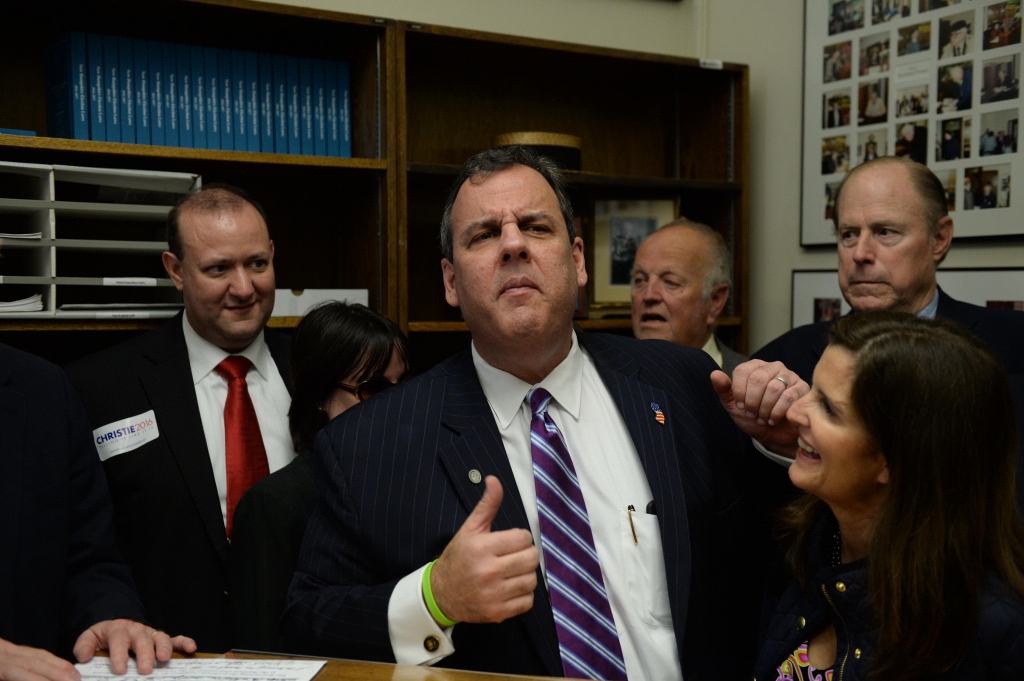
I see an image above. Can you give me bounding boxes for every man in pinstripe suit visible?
[283,147,804,680]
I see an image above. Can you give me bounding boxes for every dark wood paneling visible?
[406,173,457,323]
[676,70,737,182]
[405,33,676,177]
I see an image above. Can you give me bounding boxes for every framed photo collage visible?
[803,0,1024,244]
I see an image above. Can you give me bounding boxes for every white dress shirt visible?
[388,333,683,681]
[182,313,296,527]
[700,333,723,369]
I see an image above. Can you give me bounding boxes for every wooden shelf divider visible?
[0,136,389,170]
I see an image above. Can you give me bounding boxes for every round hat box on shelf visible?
[493,132,582,171]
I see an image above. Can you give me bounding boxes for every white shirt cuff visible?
[387,564,456,666]
[752,438,794,468]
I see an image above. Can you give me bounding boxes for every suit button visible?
[796,616,806,630]
[468,469,482,484]
[835,581,847,592]
[854,648,862,659]
[223,591,229,597]
[424,635,440,652]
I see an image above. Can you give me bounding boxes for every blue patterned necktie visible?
[528,388,628,680]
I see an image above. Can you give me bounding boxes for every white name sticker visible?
[96,312,151,319]
[102,277,157,287]
[93,410,160,461]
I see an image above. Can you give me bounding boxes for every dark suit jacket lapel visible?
[436,347,561,676]
[139,316,229,565]
[578,333,693,658]
[936,287,982,332]
[0,361,24,622]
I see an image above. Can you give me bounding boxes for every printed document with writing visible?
[76,658,325,681]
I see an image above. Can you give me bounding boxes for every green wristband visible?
[422,560,460,627]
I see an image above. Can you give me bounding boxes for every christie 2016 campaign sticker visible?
[92,410,160,461]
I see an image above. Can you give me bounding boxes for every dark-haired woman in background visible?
[755,312,1024,681]
[230,302,409,652]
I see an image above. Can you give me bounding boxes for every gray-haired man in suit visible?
[631,219,748,376]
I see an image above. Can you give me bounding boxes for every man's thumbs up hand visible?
[429,476,540,624]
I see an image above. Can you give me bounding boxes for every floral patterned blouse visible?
[775,641,834,681]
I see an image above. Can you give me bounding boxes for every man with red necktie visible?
[68,184,294,653]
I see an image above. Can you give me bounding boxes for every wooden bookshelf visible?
[399,22,750,353]
[0,0,749,367]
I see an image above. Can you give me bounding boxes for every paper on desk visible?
[75,657,326,681]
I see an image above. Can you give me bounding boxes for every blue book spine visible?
[176,44,192,148]
[313,59,327,156]
[259,53,274,153]
[299,57,313,155]
[190,45,206,149]
[204,47,219,150]
[218,48,233,150]
[338,61,351,158]
[44,34,69,138]
[286,56,300,155]
[118,37,134,143]
[45,32,89,140]
[148,41,164,146]
[272,55,287,153]
[134,39,150,145]
[103,35,120,142]
[70,32,89,140]
[162,42,178,147]
[232,50,246,152]
[245,51,260,152]
[325,60,339,157]
[87,33,105,141]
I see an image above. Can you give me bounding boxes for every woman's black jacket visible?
[753,512,1024,681]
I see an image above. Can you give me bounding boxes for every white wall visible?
[272,0,704,57]
[275,0,1024,351]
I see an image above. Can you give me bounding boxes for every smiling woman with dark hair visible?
[230,302,408,652]
[754,311,1024,680]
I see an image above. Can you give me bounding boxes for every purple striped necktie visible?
[528,388,627,681]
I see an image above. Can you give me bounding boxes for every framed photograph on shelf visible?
[591,199,677,309]
[791,268,1024,328]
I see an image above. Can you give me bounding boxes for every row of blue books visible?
[45,32,352,157]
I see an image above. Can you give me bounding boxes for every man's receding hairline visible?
[453,166,568,231]
[838,161,923,224]
[638,224,712,261]
[177,192,263,221]
[175,201,271,257]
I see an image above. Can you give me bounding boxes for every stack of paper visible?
[0,232,42,239]
[0,294,43,312]
[76,657,326,681]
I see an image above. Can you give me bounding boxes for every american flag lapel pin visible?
[651,402,665,425]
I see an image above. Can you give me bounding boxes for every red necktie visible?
[215,356,269,539]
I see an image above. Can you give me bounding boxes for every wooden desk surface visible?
[220,652,564,681]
